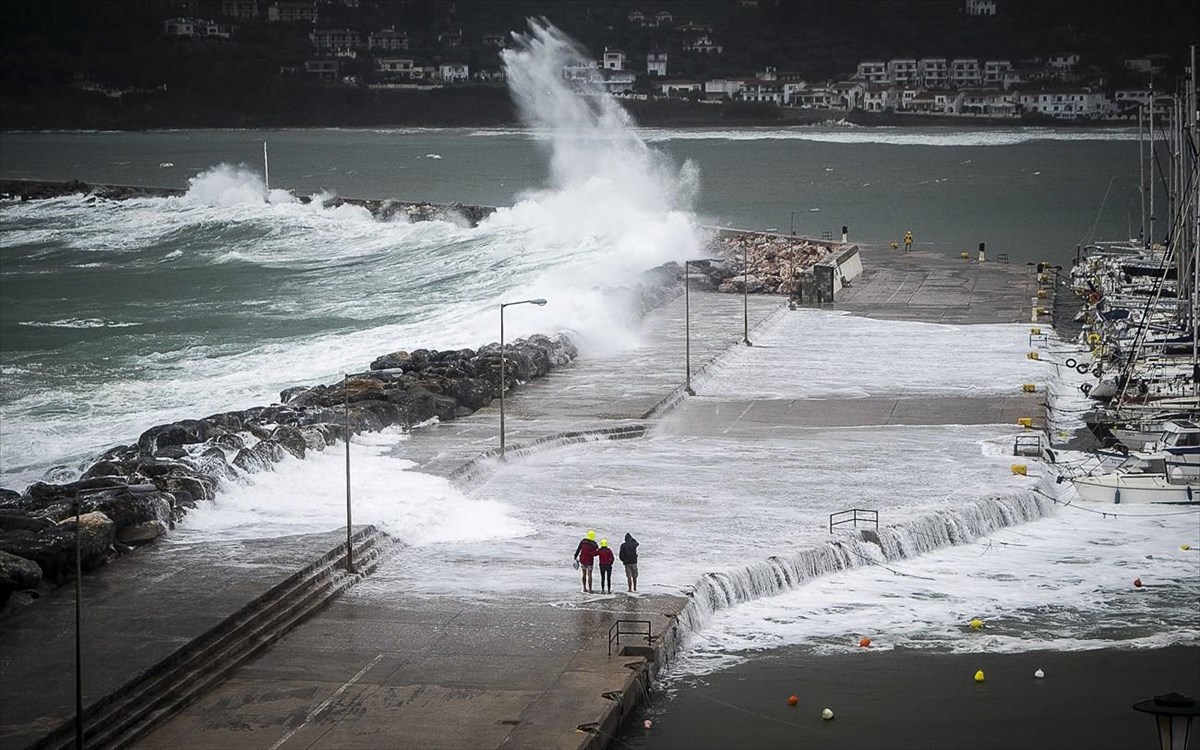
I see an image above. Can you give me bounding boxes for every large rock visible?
[137,419,212,452]
[0,550,43,605]
[0,511,114,584]
[0,510,55,533]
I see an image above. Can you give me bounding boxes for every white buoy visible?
[1034,668,1045,679]
[821,708,834,720]
[643,719,652,730]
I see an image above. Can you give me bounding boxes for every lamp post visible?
[742,249,753,346]
[343,373,353,574]
[1133,692,1200,750]
[74,498,83,750]
[684,259,723,396]
[790,210,802,236]
[499,298,547,459]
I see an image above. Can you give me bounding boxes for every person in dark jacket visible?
[597,539,615,593]
[574,530,599,593]
[618,533,639,592]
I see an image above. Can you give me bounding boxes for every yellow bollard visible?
[1037,289,1047,298]
[1036,307,1049,315]
[1011,464,1028,475]
[1026,352,1039,360]
[960,252,969,260]
[1030,327,1041,335]
[1017,417,1033,428]
[1037,273,1045,283]
[1022,383,1036,393]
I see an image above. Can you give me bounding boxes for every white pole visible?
[263,142,270,192]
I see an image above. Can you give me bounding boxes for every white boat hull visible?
[1072,473,1199,504]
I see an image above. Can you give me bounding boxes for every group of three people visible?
[573,530,638,593]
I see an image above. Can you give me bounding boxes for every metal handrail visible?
[608,619,652,657]
[828,508,879,534]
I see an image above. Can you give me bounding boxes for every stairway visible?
[31,526,392,750]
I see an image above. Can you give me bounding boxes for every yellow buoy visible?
[1036,307,1049,315]
[1011,464,1027,475]
[1030,327,1042,335]
[969,618,985,630]
[1037,289,1047,298]
[960,252,969,259]
[1181,544,1193,551]
[974,670,986,683]
[1026,352,1040,361]
[1087,332,1101,344]
[1022,383,1036,393]
[1017,417,1033,428]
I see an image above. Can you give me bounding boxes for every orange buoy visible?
[859,637,872,648]
[787,695,799,706]
[1133,577,1143,588]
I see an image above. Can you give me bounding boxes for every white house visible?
[684,34,723,54]
[855,61,888,84]
[310,29,360,51]
[959,88,1017,116]
[965,0,996,15]
[305,59,340,80]
[658,79,702,96]
[602,48,626,71]
[738,81,785,105]
[918,58,948,88]
[1048,53,1079,70]
[791,86,837,109]
[982,60,1011,86]
[862,85,897,111]
[439,63,469,83]
[950,58,981,87]
[1018,88,1111,119]
[163,18,195,36]
[935,90,965,114]
[888,59,919,86]
[705,78,748,100]
[602,70,636,94]
[268,1,318,23]
[376,58,415,76]
[563,62,602,86]
[369,28,409,51]
[647,50,667,77]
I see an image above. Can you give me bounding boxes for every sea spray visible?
[669,489,1058,655]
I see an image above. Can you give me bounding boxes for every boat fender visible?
[1065,357,1077,368]
[1088,292,1101,304]
[1076,363,1091,375]
[1092,365,1103,377]
[1079,383,1092,395]
[1086,332,1101,345]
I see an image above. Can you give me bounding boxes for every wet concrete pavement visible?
[2,246,1047,750]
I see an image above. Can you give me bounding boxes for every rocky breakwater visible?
[709,231,839,296]
[0,179,496,227]
[0,333,577,610]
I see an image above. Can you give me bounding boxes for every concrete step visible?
[32,526,392,750]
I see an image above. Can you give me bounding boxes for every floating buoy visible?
[1133,577,1143,588]
[960,252,969,259]
[1037,289,1047,298]
[822,708,834,720]
[1011,464,1028,476]
[859,637,872,648]
[974,670,986,683]
[1181,544,1193,551]
[969,618,985,630]
[787,695,799,706]
[1030,327,1041,335]
[1087,332,1101,345]
[1026,352,1040,361]
[1034,668,1045,679]
[1017,417,1033,428]
[1022,383,1037,393]
[643,719,653,730]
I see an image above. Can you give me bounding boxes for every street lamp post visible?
[684,259,723,396]
[1133,692,1200,750]
[499,298,548,459]
[343,373,353,574]
[742,249,753,346]
[790,210,801,236]
[74,498,83,750]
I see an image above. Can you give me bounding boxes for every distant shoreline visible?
[0,87,1138,134]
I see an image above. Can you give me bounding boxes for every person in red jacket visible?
[597,539,615,593]
[573,530,599,593]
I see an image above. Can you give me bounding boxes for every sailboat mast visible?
[263,141,270,192]
[1139,103,1147,246]
[1149,85,1156,246]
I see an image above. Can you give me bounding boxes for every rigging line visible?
[1034,489,1200,518]
[836,543,938,581]
[692,690,816,733]
[1082,176,1117,246]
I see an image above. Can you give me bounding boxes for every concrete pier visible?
[0,246,1044,750]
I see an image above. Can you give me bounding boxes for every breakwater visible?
[0,178,497,225]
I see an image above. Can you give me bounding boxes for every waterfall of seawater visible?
[673,490,1057,645]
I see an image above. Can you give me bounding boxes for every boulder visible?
[0,510,55,533]
[270,425,307,459]
[116,520,167,545]
[0,550,43,605]
[0,488,24,509]
[82,488,170,531]
[137,419,212,452]
[0,511,114,584]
